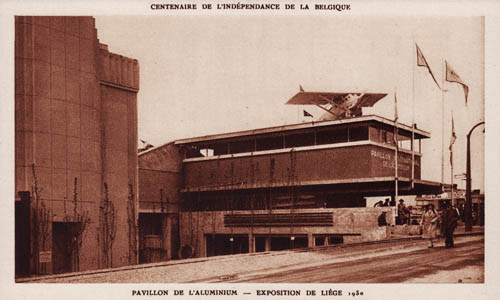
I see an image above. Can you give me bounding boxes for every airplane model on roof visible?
[286,86,387,121]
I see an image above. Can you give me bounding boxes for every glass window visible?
[348,126,368,141]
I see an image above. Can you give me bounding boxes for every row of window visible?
[184,124,416,159]
[186,126,371,158]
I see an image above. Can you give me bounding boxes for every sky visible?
[94,16,485,191]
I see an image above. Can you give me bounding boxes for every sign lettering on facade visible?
[370,149,420,171]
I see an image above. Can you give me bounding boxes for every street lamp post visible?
[465,121,484,232]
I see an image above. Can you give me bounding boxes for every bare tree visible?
[30,163,51,275]
[127,184,138,264]
[60,177,91,272]
[97,183,116,268]
[160,188,169,260]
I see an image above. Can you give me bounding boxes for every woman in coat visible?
[420,203,440,248]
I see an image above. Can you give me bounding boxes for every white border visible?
[1,1,498,300]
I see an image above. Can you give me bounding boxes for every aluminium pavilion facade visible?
[138,100,443,260]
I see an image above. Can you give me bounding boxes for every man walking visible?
[441,203,460,248]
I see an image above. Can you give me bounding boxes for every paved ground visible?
[25,233,483,283]
[220,236,484,283]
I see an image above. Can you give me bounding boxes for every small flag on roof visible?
[139,139,154,153]
[303,110,313,118]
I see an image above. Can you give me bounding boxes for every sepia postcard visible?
[1,0,499,299]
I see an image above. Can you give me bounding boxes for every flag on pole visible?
[449,114,456,166]
[449,114,456,150]
[303,110,313,118]
[446,60,469,105]
[394,92,398,123]
[393,92,399,147]
[416,43,443,91]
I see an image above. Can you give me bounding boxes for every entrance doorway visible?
[52,222,80,274]
[255,236,266,252]
[138,213,166,264]
[205,234,249,257]
[15,193,31,277]
[270,235,308,251]
[314,234,344,246]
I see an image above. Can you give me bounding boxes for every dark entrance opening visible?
[270,235,308,251]
[255,236,266,252]
[205,234,249,257]
[52,222,79,274]
[15,192,31,278]
[314,235,344,246]
[138,213,165,264]
[315,236,326,246]
[328,235,344,245]
[271,236,290,251]
[291,236,308,249]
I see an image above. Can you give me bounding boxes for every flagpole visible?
[451,152,454,205]
[415,44,448,192]
[394,90,398,226]
[411,41,416,190]
[450,111,455,207]
[441,59,445,190]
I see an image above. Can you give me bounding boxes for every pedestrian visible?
[441,203,460,248]
[382,198,390,207]
[407,205,413,225]
[378,212,388,226]
[420,203,439,248]
[397,199,407,225]
[458,203,465,222]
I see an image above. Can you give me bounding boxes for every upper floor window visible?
[185,125,371,158]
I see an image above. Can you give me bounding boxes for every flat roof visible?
[174,115,430,145]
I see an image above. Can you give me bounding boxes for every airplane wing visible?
[286,92,387,107]
[286,91,387,120]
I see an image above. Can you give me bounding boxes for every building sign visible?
[39,251,52,263]
[370,149,420,171]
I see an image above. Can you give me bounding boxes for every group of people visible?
[420,203,460,248]
[374,198,396,207]
[376,198,461,248]
[374,198,412,225]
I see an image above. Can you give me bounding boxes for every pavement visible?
[223,235,484,283]
[17,225,483,283]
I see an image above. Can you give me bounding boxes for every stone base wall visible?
[179,207,392,258]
